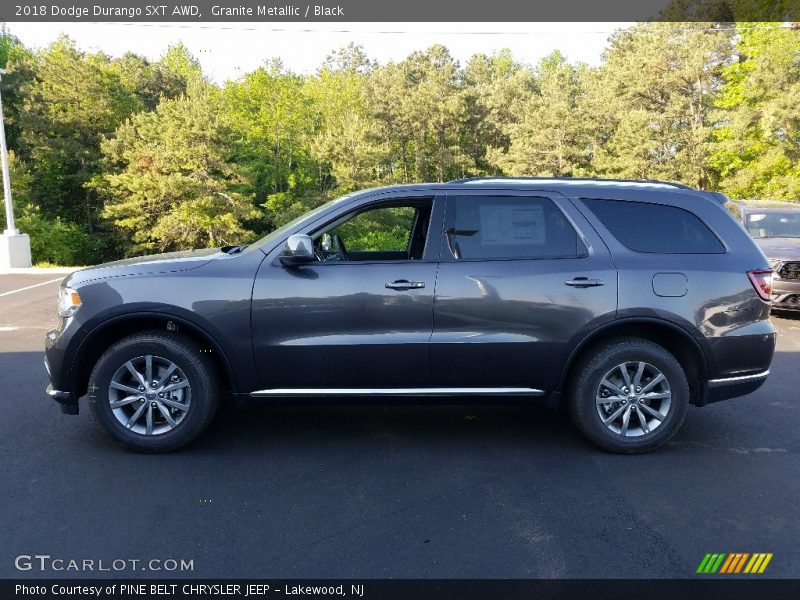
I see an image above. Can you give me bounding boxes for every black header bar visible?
[1,0,798,23]
[5,579,800,600]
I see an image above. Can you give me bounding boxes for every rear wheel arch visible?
[70,312,238,399]
[557,318,709,405]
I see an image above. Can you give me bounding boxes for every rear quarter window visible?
[582,198,725,254]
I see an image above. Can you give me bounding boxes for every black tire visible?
[568,337,689,454]
[88,331,219,452]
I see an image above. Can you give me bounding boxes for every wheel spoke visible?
[602,403,628,425]
[145,403,154,435]
[619,364,632,388]
[639,403,665,422]
[620,406,632,435]
[601,378,625,396]
[110,395,140,409]
[125,361,147,388]
[160,397,190,412]
[157,363,178,387]
[126,402,147,429]
[110,381,140,395]
[633,362,646,387]
[596,394,625,405]
[156,402,178,428]
[161,380,189,394]
[636,406,650,433]
[642,391,670,401]
[145,355,153,385]
[641,373,665,393]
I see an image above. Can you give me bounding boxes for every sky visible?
[6,21,633,82]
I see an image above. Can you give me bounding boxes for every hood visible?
[753,237,800,262]
[65,247,224,287]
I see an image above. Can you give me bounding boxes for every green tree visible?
[158,42,205,94]
[306,46,387,193]
[488,51,591,177]
[368,45,472,182]
[589,23,733,188]
[15,37,141,230]
[223,63,318,228]
[711,23,800,199]
[108,52,187,111]
[462,49,535,175]
[97,89,259,253]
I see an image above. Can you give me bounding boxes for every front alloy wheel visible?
[89,332,219,452]
[108,355,192,436]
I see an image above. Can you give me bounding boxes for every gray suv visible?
[44,178,776,453]
[736,202,800,310]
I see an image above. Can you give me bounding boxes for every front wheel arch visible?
[71,312,238,399]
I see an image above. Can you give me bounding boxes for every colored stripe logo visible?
[697,553,773,574]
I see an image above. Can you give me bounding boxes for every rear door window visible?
[582,198,725,254]
[446,196,584,260]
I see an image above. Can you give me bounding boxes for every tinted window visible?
[448,196,583,260]
[583,199,725,254]
[744,211,800,239]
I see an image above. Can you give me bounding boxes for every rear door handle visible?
[386,280,425,290]
[565,277,605,288]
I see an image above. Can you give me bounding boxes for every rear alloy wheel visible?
[569,338,689,453]
[595,361,672,438]
[89,332,219,452]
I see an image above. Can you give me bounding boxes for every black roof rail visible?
[445,176,695,190]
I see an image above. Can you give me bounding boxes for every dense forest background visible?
[0,22,798,265]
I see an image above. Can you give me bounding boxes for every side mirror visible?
[279,234,315,267]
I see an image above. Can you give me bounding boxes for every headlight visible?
[57,287,82,318]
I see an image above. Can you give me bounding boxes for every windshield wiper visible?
[222,244,249,254]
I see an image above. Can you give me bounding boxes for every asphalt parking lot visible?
[1,271,799,579]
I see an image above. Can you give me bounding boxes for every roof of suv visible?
[400,177,729,205]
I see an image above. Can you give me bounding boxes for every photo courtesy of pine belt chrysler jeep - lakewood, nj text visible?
[44,178,776,453]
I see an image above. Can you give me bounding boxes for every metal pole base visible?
[0,230,32,268]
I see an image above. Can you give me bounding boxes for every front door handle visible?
[386,280,425,290]
[565,277,605,288]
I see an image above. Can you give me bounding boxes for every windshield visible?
[244,193,358,253]
[745,211,800,239]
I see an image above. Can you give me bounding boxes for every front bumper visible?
[701,369,770,406]
[45,354,79,415]
[771,277,800,309]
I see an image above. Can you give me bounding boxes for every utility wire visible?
[72,22,796,36]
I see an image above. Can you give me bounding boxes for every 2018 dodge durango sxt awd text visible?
[45,178,777,453]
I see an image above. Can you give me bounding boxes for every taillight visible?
[747,269,773,302]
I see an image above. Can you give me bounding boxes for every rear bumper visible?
[700,369,770,406]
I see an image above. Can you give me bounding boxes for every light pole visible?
[0,67,31,268]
